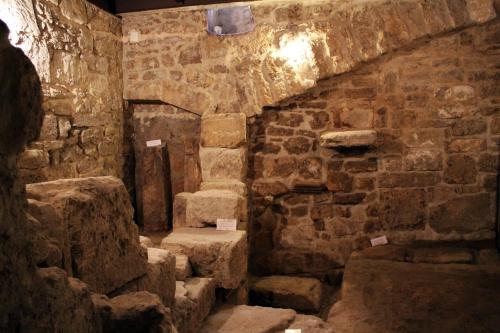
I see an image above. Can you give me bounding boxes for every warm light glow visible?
[0,6,22,44]
[274,33,315,71]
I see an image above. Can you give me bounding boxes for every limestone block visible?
[110,248,176,307]
[185,190,242,228]
[200,179,248,196]
[161,228,247,289]
[17,149,49,170]
[136,146,172,232]
[250,276,323,312]
[429,194,493,234]
[466,0,496,23]
[173,192,193,228]
[200,147,247,181]
[92,291,175,333]
[175,254,192,281]
[201,305,297,333]
[35,267,100,333]
[27,199,72,274]
[199,181,248,221]
[144,248,176,307]
[140,235,154,249]
[320,130,377,148]
[411,248,474,264]
[327,259,500,333]
[201,113,246,148]
[288,315,334,333]
[26,176,148,294]
[173,278,216,333]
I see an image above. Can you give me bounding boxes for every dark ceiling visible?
[88,0,255,15]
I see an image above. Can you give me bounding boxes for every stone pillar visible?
[136,145,173,232]
[173,112,249,228]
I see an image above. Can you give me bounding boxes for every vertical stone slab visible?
[135,145,173,232]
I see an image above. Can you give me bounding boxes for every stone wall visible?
[121,0,496,116]
[2,0,124,183]
[248,19,500,277]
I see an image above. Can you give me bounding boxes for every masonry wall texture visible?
[121,0,496,116]
[248,19,500,277]
[7,0,124,184]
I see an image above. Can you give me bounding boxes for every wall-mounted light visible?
[274,33,315,71]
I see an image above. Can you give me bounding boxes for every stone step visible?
[249,275,323,313]
[175,254,192,281]
[173,190,244,228]
[111,248,176,308]
[201,305,333,333]
[161,228,247,289]
[174,278,216,333]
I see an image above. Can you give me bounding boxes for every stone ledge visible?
[320,130,377,148]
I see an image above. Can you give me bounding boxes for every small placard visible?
[129,30,140,43]
[146,139,162,147]
[285,330,302,333]
[370,235,388,247]
[216,219,237,231]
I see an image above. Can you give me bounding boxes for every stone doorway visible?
[130,103,202,232]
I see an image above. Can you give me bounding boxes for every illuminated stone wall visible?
[122,0,496,116]
[0,0,124,183]
[248,19,500,277]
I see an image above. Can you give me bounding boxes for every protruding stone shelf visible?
[320,130,377,148]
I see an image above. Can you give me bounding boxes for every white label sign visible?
[370,235,388,247]
[129,30,140,43]
[216,219,238,231]
[146,139,162,147]
[285,330,302,333]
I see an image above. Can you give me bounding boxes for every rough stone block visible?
[135,146,172,232]
[36,267,99,333]
[175,254,192,281]
[161,228,247,289]
[140,235,154,249]
[202,305,297,333]
[320,130,377,148]
[429,194,493,234]
[200,147,247,181]
[26,176,148,294]
[27,199,72,274]
[93,291,175,333]
[379,189,428,230]
[201,113,246,148]
[110,248,176,307]
[411,248,474,264]
[173,192,194,229]
[173,278,216,333]
[143,248,176,306]
[250,275,323,312]
[185,190,243,228]
[200,179,248,196]
[328,258,500,333]
[288,315,334,333]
